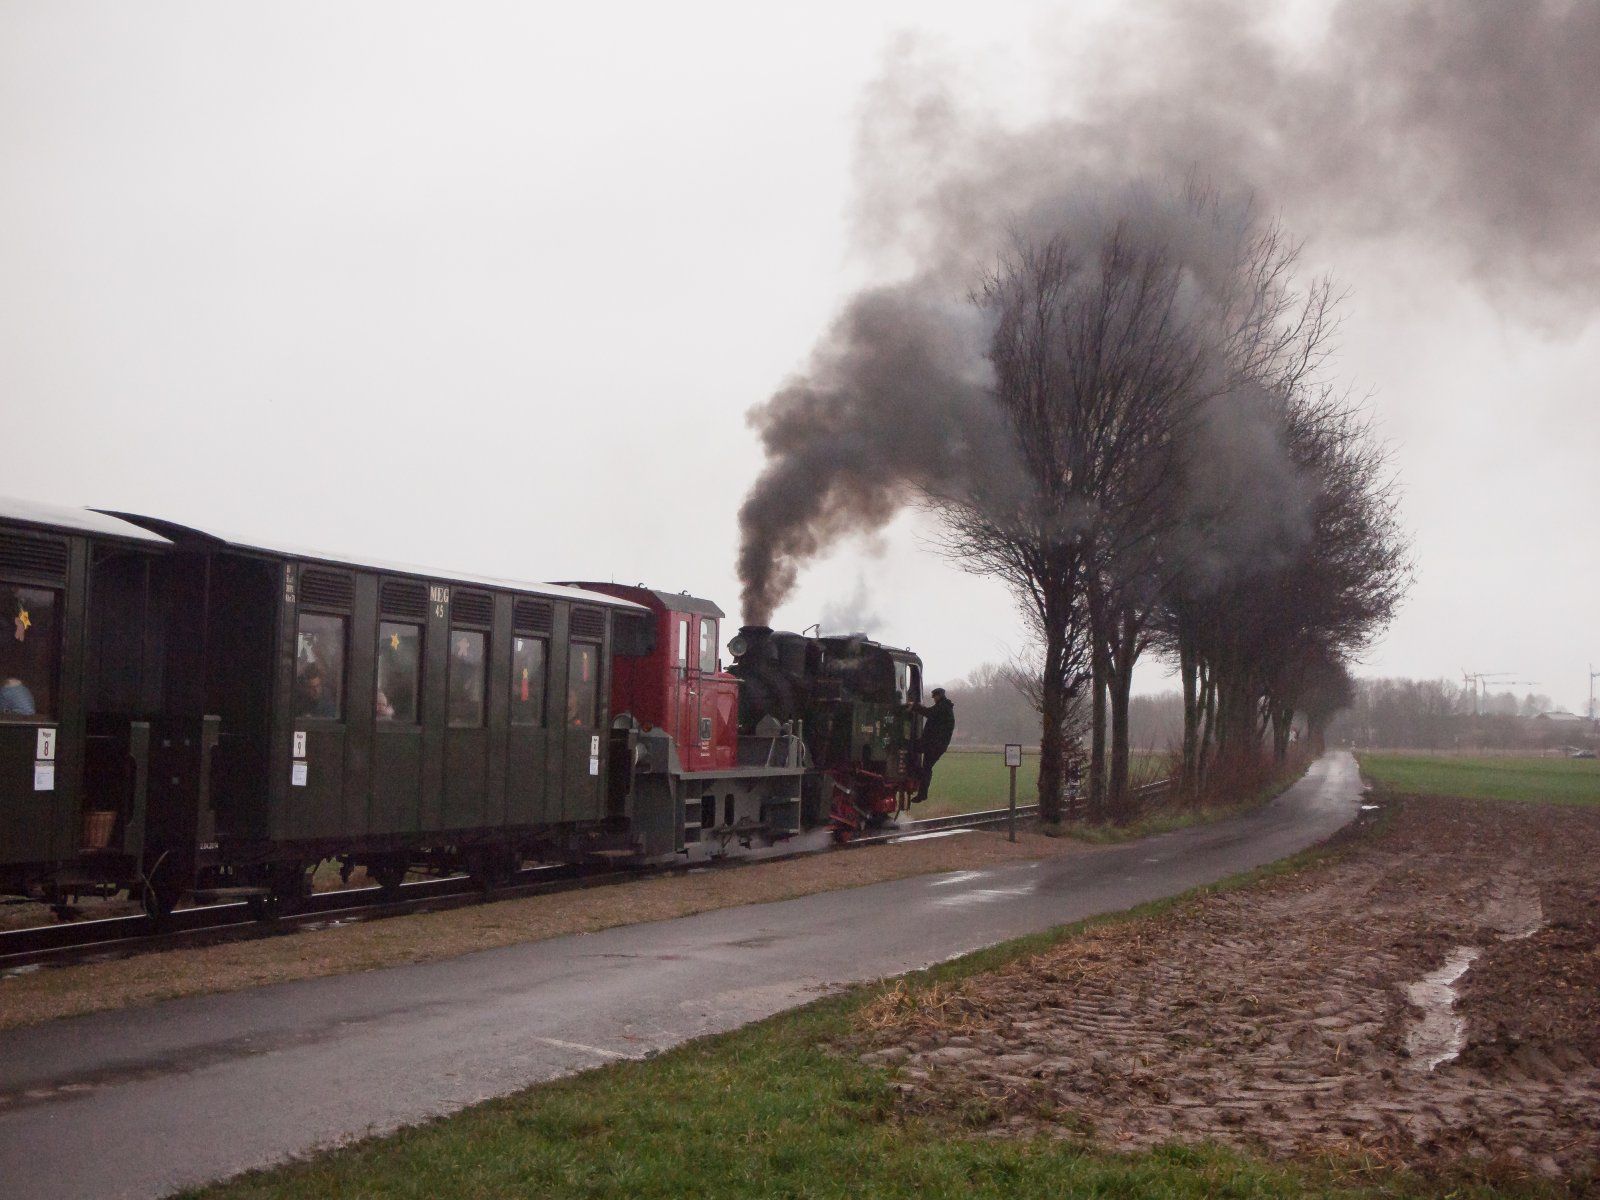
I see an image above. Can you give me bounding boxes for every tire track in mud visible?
[854,796,1600,1182]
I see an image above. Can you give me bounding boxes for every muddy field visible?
[854,795,1600,1185]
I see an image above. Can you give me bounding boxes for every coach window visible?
[698,618,718,673]
[376,622,422,723]
[447,630,486,728]
[510,637,546,727]
[567,641,599,729]
[0,584,59,720]
[293,613,345,721]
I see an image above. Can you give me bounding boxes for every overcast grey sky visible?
[3,2,1596,710]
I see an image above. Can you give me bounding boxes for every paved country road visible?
[0,752,1362,1200]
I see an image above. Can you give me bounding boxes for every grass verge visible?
[918,748,1165,818]
[181,807,1545,1200]
[1045,755,1313,845]
[1357,752,1600,806]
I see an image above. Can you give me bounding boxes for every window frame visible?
[566,639,602,730]
[509,634,548,729]
[375,620,424,727]
[0,581,62,723]
[698,618,718,674]
[446,627,488,730]
[292,610,348,724]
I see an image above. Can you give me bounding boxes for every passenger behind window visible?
[2,585,53,719]
[0,676,34,716]
[295,663,338,720]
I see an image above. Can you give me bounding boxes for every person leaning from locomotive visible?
[910,687,955,803]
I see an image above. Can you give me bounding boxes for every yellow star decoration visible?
[13,607,29,642]
[390,632,401,651]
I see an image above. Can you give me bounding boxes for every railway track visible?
[0,804,1049,973]
[1,784,1174,974]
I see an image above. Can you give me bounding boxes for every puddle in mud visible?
[1,963,42,980]
[1404,945,1480,1070]
[1360,803,1380,811]
[1483,882,1543,940]
[1402,876,1545,1071]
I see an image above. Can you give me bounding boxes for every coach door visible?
[370,579,427,837]
[561,606,606,822]
[441,590,494,831]
[505,597,553,828]
[0,528,75,871]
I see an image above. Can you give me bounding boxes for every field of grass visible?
[918,748,1168,818]
[186,843,1532,1200]
[1358,752,1600,806]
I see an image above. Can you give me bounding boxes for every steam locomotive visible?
[0,498,925,920]
[727,625,924,835]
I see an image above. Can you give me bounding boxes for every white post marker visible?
[1004,743,1023,842]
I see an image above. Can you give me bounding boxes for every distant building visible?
[1534,710,1593,726]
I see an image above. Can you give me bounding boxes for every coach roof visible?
[97,512,646,611]
[1,495,172,545]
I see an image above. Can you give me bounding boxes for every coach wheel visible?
[140,873,185,922]
[369,857,408,898]
[257,862,313,918]
[245,893,277,921]
[465,847,516,894]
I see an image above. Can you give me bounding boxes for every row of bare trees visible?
[933,183,1409,823]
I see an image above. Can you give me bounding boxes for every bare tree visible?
[936,220,1208,821]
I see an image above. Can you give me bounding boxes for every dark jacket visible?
[915,697,955,758]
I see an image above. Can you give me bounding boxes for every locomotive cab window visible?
[293,613,346,721]
[698,618,718,673]
[447,630,486,728]
[676,618,688,665]
[567,641,600,729]
[1,584,59,720]
[510,636,546,727]
[376,622,422,723]
[896,661,921,705]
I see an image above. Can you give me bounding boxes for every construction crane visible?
[1461,671,1527,716]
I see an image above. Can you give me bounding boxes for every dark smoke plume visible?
[737,286,1010,624]
[738,0,1600,621]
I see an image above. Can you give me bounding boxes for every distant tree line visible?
[1323,678,1591,751]
[943,666,1184,753]
[942,670,1589,759]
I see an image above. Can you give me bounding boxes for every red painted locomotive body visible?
[568,585,738,774]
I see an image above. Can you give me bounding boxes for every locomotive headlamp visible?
[727,634,749,657]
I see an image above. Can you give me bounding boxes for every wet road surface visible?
[0,752,1361,1199]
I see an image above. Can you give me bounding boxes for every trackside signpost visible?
[1004,743,1023,842]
